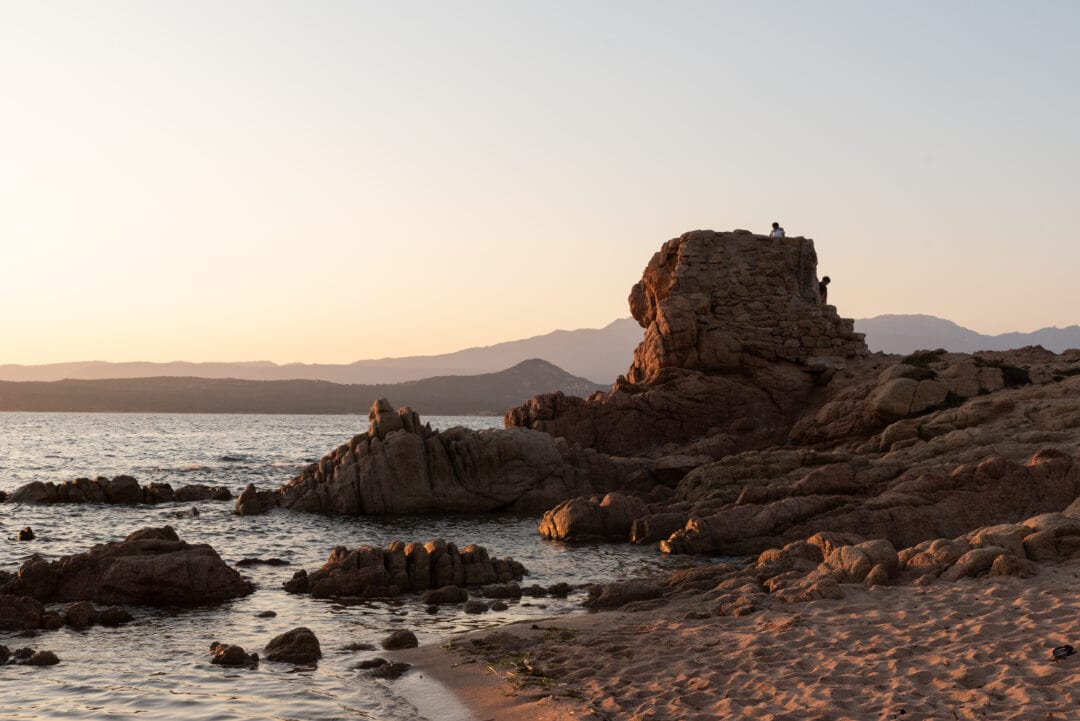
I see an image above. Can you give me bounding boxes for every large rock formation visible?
[507,230,867,456]
[1,526,254,605]
[253,228,1080,565]
[239,398,644,515]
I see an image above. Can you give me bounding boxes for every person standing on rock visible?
[819,276,831,305]
[769,222,785,238]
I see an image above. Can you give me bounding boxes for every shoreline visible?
[390,559,1080,721]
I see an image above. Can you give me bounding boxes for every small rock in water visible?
[380,629,418,650]
[283,570,309,594]
[424,604,439,615]
[210,641,259,667]
[265,627,321,664]
[367,660,411,680]
[41,612,65,630]
[547,582,571,597]
[255,610,277,618]
[237,557,290,567]
[99,606,133,627]
[490,601,509,611]
[28,650,60,666]
[64,602,98,629]
[463,601,489,614]
[17,527,34,542]
[342,642,376,652]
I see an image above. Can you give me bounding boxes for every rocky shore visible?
[6,228,1080,717]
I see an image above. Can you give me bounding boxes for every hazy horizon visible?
[4,2,1079,365]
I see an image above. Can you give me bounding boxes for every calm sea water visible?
[0,413,700,721]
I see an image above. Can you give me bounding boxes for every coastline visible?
[391,559,1080,721]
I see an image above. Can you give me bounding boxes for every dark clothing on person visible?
[819,281,829,305]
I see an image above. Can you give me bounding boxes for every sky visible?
[2,1,1078,365]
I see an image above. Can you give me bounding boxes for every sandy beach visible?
[393,558,1080,721]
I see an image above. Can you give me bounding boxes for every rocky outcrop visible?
[240,398,644,515]
[625,230,866,380]
[507,230,867,456]
[285,539,526,599]
[1,526,254,605]
[7,476,231,505]
[538,492,650,541]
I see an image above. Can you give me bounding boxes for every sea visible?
[0,413,702,721]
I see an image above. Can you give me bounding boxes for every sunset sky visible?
[3,1,1078,364]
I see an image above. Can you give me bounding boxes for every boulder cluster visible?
[0,645,59,667]
[6,476,231,505]
[0,595,132,631]
[284,539,525,599]
[585,506,1080,619]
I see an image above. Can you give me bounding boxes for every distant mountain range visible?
[3,314,1076,401]
[0,359,604,416]
[853,315,1080,355]
[0,318,644,386]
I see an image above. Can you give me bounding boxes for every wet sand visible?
[393,558,1080,721]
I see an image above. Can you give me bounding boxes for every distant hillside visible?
[0,359,604,415]
[0,318,643,385]
[855,314,1080,354]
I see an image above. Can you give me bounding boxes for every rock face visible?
[240,399,643,515]
[1,526,254,605]
[507,231,867,456]
[6,477,231,505]
[625,230,866,379]
[286,539,526,599]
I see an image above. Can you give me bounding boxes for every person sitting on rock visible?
[819,276,831,305]
[769,222,785,238]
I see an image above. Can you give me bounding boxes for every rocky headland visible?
[199,227,1080,718]
[259,229,1080,571]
